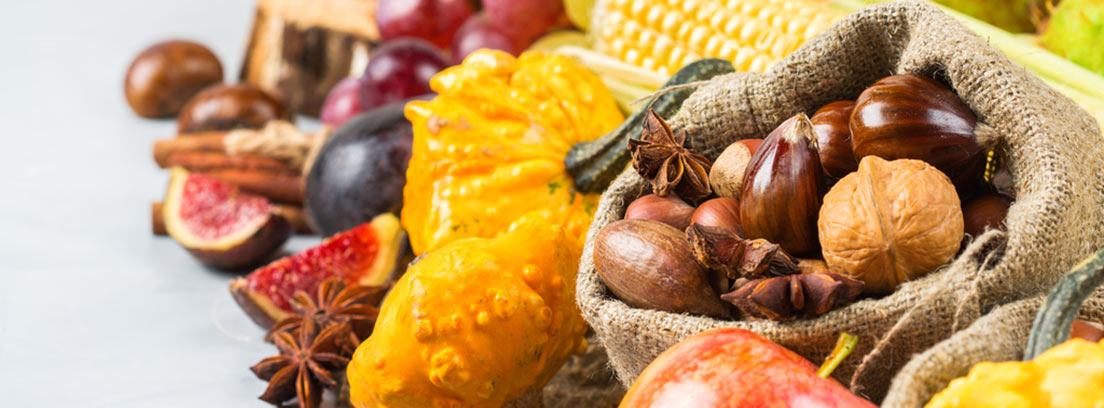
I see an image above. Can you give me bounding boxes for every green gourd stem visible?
[818,332,859,378]
[1025,247,1104,360]
[564,59,735,193]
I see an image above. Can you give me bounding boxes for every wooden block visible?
[240,0,379,116]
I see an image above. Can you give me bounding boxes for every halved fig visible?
[163,167,291,270]
[230,213,406,328]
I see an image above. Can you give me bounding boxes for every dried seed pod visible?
[687,224,799,280]
[739,113,827,257]
[721,272,863,320]
[629,110,712,201]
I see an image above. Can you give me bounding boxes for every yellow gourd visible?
[401,49,624,254]
[346,212,589,408]
[925,338,1104,407]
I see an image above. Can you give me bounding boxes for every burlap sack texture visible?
[575,0,1104,403]
[884,290,1104,407]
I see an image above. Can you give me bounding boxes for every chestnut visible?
[739,139,763,155]
[691,198,743,236]
[810,101,858,179]
[850,74,995,198]
[124,40,223,118]
[177,84,291,134]
[962,193,1011,237]
[625,194,695,230]
[740,113,826,258]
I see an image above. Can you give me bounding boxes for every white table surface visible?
[0,1,328,405]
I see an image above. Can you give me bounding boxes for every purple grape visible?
[358,38,448,112]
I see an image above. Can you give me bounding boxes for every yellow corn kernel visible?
[594,0,846,74]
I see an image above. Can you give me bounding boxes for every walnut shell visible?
[818,156,963,293]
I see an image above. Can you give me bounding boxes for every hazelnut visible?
[818,156,963,294]
[124,40,223,118]
[709,141,753,199]
[177,84,291,134]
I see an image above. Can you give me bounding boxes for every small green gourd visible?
[1025,247,1104,359]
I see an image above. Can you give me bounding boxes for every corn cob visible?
[592,0,846,75]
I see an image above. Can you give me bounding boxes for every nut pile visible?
[595,74,1015,321]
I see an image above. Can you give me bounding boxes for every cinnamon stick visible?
[162,151,296,175]
[153,131,227,167]
[152,202,167,235]
[152,201,314,235]
[207,169,304,205]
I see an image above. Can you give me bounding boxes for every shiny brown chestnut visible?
[124,40,223,118]
[739,113,826,257]
[810,100,857,179]
[691,198,743,236]
[177,84,291,134]
[962,193,1011,237]
[625,194,696,230]
[850,74,995,198]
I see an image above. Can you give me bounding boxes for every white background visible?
[0,1,330,405]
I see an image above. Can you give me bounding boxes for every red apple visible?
[620,328,876,408]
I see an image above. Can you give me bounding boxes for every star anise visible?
[687,224,800,280]
[722,272,864,320]
[251,318,354,408]
[266,277,388,347]
[628,109,712,202]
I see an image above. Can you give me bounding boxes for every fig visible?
[594,219,730,318]
[740,113,827,258]
[177,84,290,134]
[162,167,291,270]
[230,213,407,328]
[850,74,993,198]
[305,101,412,236]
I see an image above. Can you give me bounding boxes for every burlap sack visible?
[884,289,1104,407]
[576,1,1104,403]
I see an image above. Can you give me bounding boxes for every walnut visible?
[817,156,964,294]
